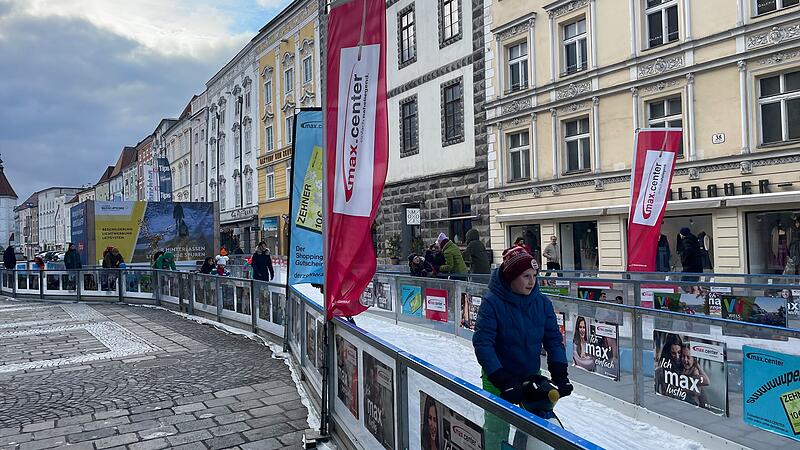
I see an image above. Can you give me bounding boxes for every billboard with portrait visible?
[420,391,483,450]
[364,352,395,449]
[571,316,620,381]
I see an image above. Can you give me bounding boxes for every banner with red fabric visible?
[626,129,682,272]
[325,0,388,320]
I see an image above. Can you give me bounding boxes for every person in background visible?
[473,246,571,448]
[679,227,703,283]
[152,250,165,269]
[3,245,16,269]
[199,257,215,274]
[233,246,245,255]
[424,243,445,274]
[437,233,467,275]
[251,241,275,282]
[154,252,176,270]
[542,235,561,277]
[33,256,45,270]
[215,248,230,276]
[513,237,533,256]
[656,233,671,272]
[462,229,490,274]
[409,254,433,277]
[64,243,81,270]
[102,247,124,268]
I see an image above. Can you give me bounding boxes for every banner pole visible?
[320,0,330,438]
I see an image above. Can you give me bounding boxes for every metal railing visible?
[358,271,800,449]
[0,268,602,450]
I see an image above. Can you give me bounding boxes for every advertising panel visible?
[401,285,423,319]
[571,316,620,381]
[364,351,395,449]
[425,288,448,323]
[539,278,570,297]
[654,331,728,416]
[743,346,800,441]
[720,295,787,327]
[459,294,482,331]
[420,391,483,450]
[336,335,359,419]
[69,202,88,265]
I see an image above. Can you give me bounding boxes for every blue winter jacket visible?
[473,269,568,383]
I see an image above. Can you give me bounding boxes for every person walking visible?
[64,243,81,270]
[251,241,275,282]
[542,235,562,276]
[473,246,572,449]
[679,227,703,282]
[462,229,490,275]
[154,252,177,270]
[3,245,16,269]
[437,233,467,275]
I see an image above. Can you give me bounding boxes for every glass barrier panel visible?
[82,272,98,292]
[391,275,456,335]
[17,272,28,291]
[222,281,235,311]
[140,272,154,294]
[125,271,141,294]
[301,301,325,395]
[455,281,489,340]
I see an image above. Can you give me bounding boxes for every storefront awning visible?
[724,191,800,207]
[496,206,606,223]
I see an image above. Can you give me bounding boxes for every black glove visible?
[549,363,573,398]
[488,368,523,404]
[521,374,560,411]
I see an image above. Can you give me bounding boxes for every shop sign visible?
[220,206,258,224]
[406,208,421,225]
[670,179,787,201]
[262,217,279,232]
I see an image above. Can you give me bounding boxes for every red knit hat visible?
[500,246,539,282]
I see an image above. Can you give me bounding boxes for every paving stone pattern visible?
[0,298,310,449]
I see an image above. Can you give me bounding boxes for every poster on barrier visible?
[540,278,570,297]
[653,292,706,315]
[305,312,317,368]
[420,391,483,450]
[720,295,787,327]
[401,285,423,318]
[361,282,375,307]
[375,280,392,311]
[425,288,448,323]
[765,288,800,319]
[654,331,728,416]
[640,285,676,308]
[364,352,395,450]
[571,316,620,381]
[577,282,626,304]
[315,319,325,375]
[742,346,800,441]
[336,335,359,419]
[459,294,482,331]
[556,311,566,348]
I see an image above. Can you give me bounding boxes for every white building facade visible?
[0,158,18,247]
[191,93,209,202]
[37,187,81,251]
[206,41,259,252]
[166,106,193,202]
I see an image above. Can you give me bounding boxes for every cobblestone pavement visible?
[0,298,310,450]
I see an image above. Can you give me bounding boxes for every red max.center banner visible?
[325,0,389,320]
[626,129,682,272]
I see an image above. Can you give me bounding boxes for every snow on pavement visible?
[352,313,706,450]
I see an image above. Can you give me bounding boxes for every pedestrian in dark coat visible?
[102,247,124,268]
[473,246,571,447]
[424,243,445,274]
[462,229,491,274]
[251,241,275,282]
[656,234,671,272]
[199,257,215,274]
[3,245,16,269]
[64,243,82,270]
[408,254,433,277]
[679,228,703,280]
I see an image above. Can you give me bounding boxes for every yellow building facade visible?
[487,0,800,274]
[254,0,320,257]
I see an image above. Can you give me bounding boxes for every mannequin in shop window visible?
[580,228,598,270]
[786,216,800,275]
[697,231,713,271]
[656,234,671,272]
[770,221,789,271]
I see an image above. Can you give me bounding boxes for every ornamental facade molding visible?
[298,88,316,105]
[496,18,534,42]
[500,97,532,115]
[299,39,314,56]
[747,24,800,49]
[555,81,592,100]
[757,50,800,65]
[640,79,681,94]
[547,0,589,19]
[559,102,589,115]
[262,66,274,78]
[638,56,685,78]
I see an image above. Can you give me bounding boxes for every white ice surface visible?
[294,284,705,450]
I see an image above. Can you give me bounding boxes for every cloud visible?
[0,2,271,200]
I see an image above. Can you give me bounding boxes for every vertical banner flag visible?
[325,0,389,320]
[288,109,324,285]
[626,129,682,272]
[157,157,173,201]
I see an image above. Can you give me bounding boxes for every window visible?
[399,6,416,66]
[234,131,241,159]
[448,197,472,245]
[245,92,251,110]
[286,165,291,195]
[219,140,226,165]
[285,67,294,94]
[563,18,588,74]
[285,116,294,144]
[235,99,241,116]
[440,0,461,45]
[507,42,529,91]
[646,0,679,49]
[564,117,591,172]
[266,167,275,200]
[245,173,253,205]
[400,96,418,156]
[648,96,684,157]
[194,132,198,145]
[759,70,800,144]
[201,129,206,143]
[265,126,274,152]
[244,127,252,155]
[302,56,313,85]
[235,177,242,207]
[220,110,226,127]
[507,131,530,182]
[264,79,272,105]
[757,0,799,15]
[200,161,205,182]
[220,184,226,210]
[442,79,464,144]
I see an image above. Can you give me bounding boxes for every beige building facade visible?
[486,0,800,275]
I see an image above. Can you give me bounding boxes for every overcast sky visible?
[0,0,291,203]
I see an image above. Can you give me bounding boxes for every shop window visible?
[564,117,591,173]
[448,197,472,245]
[649,215,713,272]
[507,131,531,182]
[746,211,800,274]
[507,42,529,92]
[559,221,598,271]
[398,5,417,67]
[647,96,684,157]
[645,0,679,49]
[756,0,799,16]
[508,224,542,266]
[758,70,800,144]
[563,18,588,75]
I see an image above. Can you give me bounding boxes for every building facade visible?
[486,0,800,275]
[150,119,178,201]
[37,187,81,251]
[16,193,38,259]
[137,133,157,201]
[206,41,259,253]
[373,0,489,260]
[191,93,209,202]
[0,157,18,247]
[166,102,194,202]
[129,135,153,201]
[109,147,137,202]
[93,166,114,202]
[255,0,320,256]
